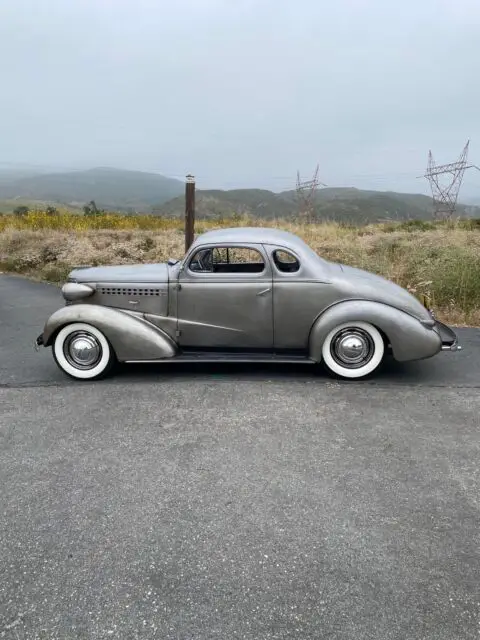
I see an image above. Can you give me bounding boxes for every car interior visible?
[189,247,265,273]
[189,247,300,274]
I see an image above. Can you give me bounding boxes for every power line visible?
[295,164,326,220]
[418,140,480,219]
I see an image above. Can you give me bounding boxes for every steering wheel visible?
[191,249,212,271]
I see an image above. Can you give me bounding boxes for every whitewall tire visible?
[52,322,116,380]
[321,321,385,380]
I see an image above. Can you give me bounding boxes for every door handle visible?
[256,287,271,296]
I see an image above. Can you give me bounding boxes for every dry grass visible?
[1,212,480,326]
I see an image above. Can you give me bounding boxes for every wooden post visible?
[185,174,195,252]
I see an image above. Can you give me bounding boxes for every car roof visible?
[189,227,311,252]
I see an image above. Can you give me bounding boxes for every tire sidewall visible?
[321,321,385,379]
[53,322,114,380]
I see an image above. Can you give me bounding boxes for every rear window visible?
[272,250,300,273]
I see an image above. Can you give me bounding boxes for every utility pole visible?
[419,140,480,220]
[185,174,195,252]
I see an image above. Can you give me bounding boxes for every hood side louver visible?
[99,287,162,296]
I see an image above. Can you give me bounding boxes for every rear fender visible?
[42,304,178,361]
[308,300,442,363]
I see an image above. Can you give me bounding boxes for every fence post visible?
[185,174,195,252]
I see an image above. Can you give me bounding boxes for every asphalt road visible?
[1,274,480,639]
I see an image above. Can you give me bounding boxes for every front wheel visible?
[52,322,116,380]
[321,321,385,380]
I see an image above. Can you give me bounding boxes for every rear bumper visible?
[434,320,462,352]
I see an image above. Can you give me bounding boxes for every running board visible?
[124,352,315,364]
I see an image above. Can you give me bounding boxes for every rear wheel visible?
[321,321,385,380]
[52,322,116,380]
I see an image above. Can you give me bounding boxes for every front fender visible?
[308,300,442,363]
[42,305,178,361]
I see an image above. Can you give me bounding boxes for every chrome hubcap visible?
[64,331,102,369]
[331,328,374,369]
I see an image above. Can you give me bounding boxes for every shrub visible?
[458,218,480,231]
[40,263,71,283]
[397,219,435,232]
[40,245,59,263]
[137,236,155,251]
[13,205,30,217]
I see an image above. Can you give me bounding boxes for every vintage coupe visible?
[35,227,461,381]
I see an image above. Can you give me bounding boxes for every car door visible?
[269,245,338,351]
[176,243,273,350]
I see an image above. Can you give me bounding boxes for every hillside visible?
[154,188,295,219]
[153,186,480,223]
[0,198,82,214]
[0,167,184,211]
[0,164,478,222]
[0,166,44,186]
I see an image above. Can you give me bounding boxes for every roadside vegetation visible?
[1,210,479,326]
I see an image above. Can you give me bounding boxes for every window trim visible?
[270,248,301,274]
[185,243,269,278]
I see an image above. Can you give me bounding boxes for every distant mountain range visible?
[0,165,479,222]
[0,167,184,212]
[154,186,480,223]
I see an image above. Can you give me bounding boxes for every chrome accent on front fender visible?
[41,305,178,361]
[61,282,95,302]
[309,300,442,363]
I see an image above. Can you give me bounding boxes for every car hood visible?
[68,263,169,284]
[330,263,433,324]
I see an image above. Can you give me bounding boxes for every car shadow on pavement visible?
[111,355,437,385]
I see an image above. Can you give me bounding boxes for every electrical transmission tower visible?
[421,140,479,220]
[295,164,325,220]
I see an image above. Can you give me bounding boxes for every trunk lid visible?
[329,262,433,324]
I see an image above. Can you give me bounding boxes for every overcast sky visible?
[1,0,479,195]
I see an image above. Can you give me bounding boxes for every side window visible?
[189,246,265,273]
[272,249,300,273]
[189,248,213,272]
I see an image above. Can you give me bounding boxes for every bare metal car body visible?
[35,227,461,380]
